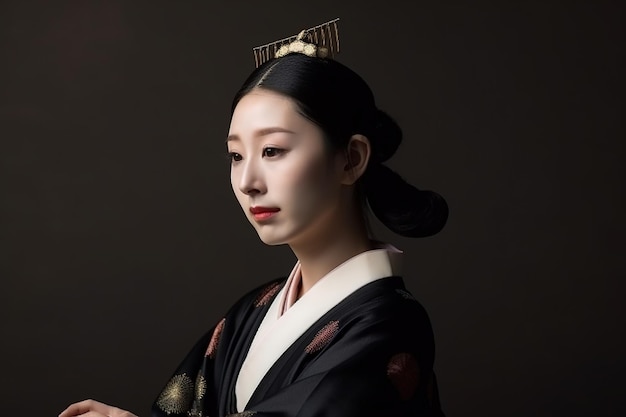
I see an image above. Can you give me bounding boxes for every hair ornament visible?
[252,18,340,68]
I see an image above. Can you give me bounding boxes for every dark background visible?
[1,1,624,416]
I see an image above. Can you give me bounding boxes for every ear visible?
[340,134,371,185]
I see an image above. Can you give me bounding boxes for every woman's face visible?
[227,88,345,247]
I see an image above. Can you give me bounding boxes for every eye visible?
[263,147,285,158]
[227,152,242,162]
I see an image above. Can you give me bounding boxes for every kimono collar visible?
[278,241,403,316]
[236,242,403,411]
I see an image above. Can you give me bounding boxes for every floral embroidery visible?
[187,407,204,417]
[195,373,207,400]
[305,320,339,354]
[206,318,225,358]
[156,373,194,414]
[386,352,419,401]
[254,282,282,307]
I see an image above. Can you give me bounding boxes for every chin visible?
[257,235,288,246]
[254,229,289,246]
[251,220,310,247]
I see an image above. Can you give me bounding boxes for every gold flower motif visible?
[272,29,326,60]
[253,18,339,68]
[291,41,304,52]
[195,373,207,400]
[187,407,204,417]
[156,373,194,414]
[303,44,316,56]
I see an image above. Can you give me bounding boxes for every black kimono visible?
[151,247,444,417]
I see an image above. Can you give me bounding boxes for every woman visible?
[60,23,448,417]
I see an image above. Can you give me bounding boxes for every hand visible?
[59,399,138,417]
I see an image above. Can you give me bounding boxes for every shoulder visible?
[223,276,287,316]
[346,276,433,325]
[331,276,436,355]
[293,277,439,407]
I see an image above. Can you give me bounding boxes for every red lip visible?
[250,206,280,214]
[250,206,280,221]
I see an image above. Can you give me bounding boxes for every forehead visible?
[229,89,303,132]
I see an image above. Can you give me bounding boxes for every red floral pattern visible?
[305,320,339,354]
[386,352,419,400]
[205,318,225,358]
[254,282,282,307]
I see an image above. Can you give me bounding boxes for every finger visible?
[109,408,138,417]
[59,399,111,417]
[71,412,108,417]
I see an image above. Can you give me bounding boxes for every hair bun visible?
[363,164,449,238]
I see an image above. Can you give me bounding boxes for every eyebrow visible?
[226,127,296,143]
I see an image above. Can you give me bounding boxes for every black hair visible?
[231,53,448,238]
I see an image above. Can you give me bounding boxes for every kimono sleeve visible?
[150,324,217,417]
[150,278,284,417]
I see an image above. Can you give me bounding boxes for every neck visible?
[289,211,373,298]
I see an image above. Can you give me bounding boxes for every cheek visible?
[230,170,247,209]
[279,156,337,210]
[230,169,238,193]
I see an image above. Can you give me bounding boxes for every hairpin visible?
[252,18,340,68]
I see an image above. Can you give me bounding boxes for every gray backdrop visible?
[1,1,624,416]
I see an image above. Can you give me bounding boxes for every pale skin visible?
[59,87,372,417]
[227,88,373,295]
[58,399,137,417]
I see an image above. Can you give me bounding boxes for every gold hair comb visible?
[252,18,340,68]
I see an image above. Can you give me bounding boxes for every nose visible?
[237,157,266,196]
